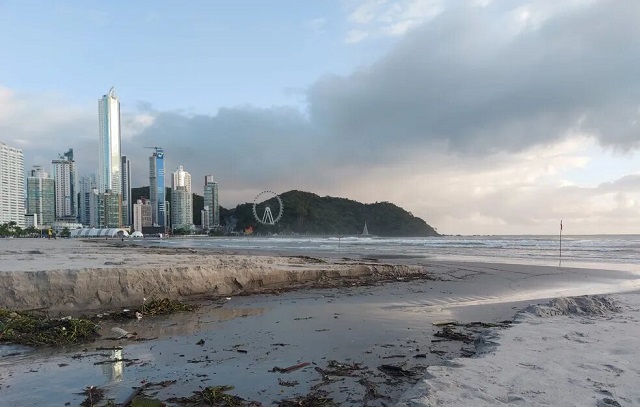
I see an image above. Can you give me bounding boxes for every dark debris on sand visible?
[0,309,100,347]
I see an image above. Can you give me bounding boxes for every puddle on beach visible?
[0,280,509,406]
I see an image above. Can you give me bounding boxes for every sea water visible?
[141,234,640,272]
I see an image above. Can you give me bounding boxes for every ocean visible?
[142,234,640,271]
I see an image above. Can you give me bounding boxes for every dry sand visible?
[398,293,640,406]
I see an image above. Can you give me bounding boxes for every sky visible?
[1,0,639,235]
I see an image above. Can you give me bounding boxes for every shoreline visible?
[2,238,638,313]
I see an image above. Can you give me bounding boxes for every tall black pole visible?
[559,219,563,266]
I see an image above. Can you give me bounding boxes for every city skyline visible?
[2,1,640,234]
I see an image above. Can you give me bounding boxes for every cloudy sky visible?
[1,0,639,235]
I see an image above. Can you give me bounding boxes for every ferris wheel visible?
[252,191,284,225]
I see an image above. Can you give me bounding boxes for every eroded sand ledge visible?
[0,239,428,312]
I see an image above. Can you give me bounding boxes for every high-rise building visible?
[121,156,132,226]
[52,149,77,221]
[201,206,211,230]
[88,188,102,228]
[98,87,122,194]
[99,191,121,228]
[0,142,25,227]
[78,175,96,226]
[149,148,165,227]
[171,165,192,230]
[203,175,220,228]
[98,87,122,227]
[26,166,55,227]
[133,198,152,232]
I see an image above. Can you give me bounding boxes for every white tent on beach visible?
[70,228,130,238]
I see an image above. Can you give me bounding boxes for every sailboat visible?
[362,222,369,236]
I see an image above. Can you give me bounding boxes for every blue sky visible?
[1,1,387,112]
[1,0,639,234]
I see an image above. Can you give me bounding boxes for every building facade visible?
[201,206,211,230]
[78,175,96,226]
[171,165,192,230]
[26,165,55,227]
[149,148,166,227]
[52,149,77,221]
[121,156,132,226]
[0,142,25,227]
[133,198,152,232]
[203,175,220,228]
[95,192,122,228]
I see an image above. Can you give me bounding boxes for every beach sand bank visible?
[0,239,428,312]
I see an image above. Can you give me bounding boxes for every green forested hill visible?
[132,187,439,236]
[223,190,439,237]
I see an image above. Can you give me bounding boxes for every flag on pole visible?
[560,220,563,231]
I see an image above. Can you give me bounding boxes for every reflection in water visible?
[102,349,124,382]
[98,307,268,342]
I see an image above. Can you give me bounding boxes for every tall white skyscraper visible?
[52,149,77,221]
[0,141,25,227]
[98,87,122,194]
[121,156,132,226]
[203,175,220,228]
[26,165,55,227]
[171,165,192,230]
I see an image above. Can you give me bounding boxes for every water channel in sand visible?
[1,259,638,406]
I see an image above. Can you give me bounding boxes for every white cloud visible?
[344,0,603,43]
[345,29,369,43]
[326,134,639,235]
[122,113,155,140]
[306,17,327,33]
[0,87,94,150]
[344,0,443,42]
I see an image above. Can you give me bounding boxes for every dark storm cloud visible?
[130,106,314,190]
[129,0,640,190]
[308,0,640,155]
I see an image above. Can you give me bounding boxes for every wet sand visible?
[0,239,639,405]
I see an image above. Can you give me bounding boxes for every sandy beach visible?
[0,238,639,406]
[398,294,640,407]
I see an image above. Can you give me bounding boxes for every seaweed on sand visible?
[142,298,196,316]
[276,391,336,407]
[96,298,197,321]
[167,385,247,406]
[0,309,100,347]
